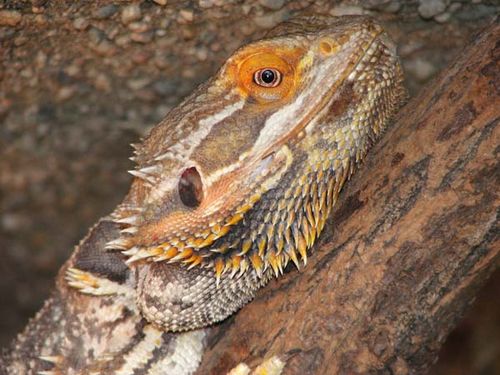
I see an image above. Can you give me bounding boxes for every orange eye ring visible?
[234,51,298,103]
[253,68,282,88]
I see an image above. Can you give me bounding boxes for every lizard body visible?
[1,16,406,374]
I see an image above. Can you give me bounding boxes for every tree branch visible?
[196,21,499,375]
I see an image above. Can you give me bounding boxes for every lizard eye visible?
[236,52,295,102]
[253,68,282,88]
[178,167,203,208]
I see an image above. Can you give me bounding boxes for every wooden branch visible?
[195,22,499,375]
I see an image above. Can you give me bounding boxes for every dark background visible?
[0,1,498,373]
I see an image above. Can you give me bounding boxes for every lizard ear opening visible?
[178,167,203,208]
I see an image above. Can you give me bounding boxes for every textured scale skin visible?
[1,16,406,375]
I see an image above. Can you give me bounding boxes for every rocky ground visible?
[0,1,498,373]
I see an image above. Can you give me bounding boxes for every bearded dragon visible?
[1,16,406,375]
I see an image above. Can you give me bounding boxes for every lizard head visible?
[102,16,406,331]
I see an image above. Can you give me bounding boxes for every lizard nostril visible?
[320,41,332,55]
[178,167,203,208]
[319,38,340,55]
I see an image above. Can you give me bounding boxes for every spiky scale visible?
[257,237,267,257]
[297,233,308,265]
[287,247,301,270]
[250,253,264,277]
[214,258,225,287]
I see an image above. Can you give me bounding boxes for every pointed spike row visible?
[236,203,252,215]
[128,169,148,179]
[250,253,264,278]
[154,151,174,161]
[257,222,266,236]
[169,238,183,247]
[188,234,215,248]
[125,248,158,264]
[310,182,318,200]
[153,246,178,262]
[262,259,269,273]
[105,238,132,250]
[168,248,193,263]
[268,251,280,278]
[309,225,317,246]
[319,188,327,212]
[225,212,244,226]
[292,225,300,250]
[316,168,324,183]
[287,247,301,270]
[216,224,231,238]
[197,229,211,239]
[277,254,285,275]
[306,203,315,228]
[283,185,293,200]
[115,215,139,225]
[299,173,308,187]
[313,199,322,225]
[333,159,342,173]
[297,233,308,266]
[39,355,62,364]
[257,237,267,257]
[275,237,284,255]
[284,227,292,246]
[276,222,285,240]
[225,258,233,274]
[278,198,287,211]
[186,255,203,269]
[210,243,230,254]
[266,224,274,242]
[121,246,140,256]
[215,258,225,288]
[293,184,302,199]
[301,217,310,247]
[128,170,156,184]
[301,181,310,199]
[120,226,138,234]
[286,209,296,228]
[229,256,242,278]
[238,240,253,256]
[238,258,249,277]
[199,250,214,258]
[318,215,328,233]
[322,158,331,171]
[65,267,98,289]
[139,165,162,175]
[248,193,261,205]
[210,222,222,234]
[114,204,142,218]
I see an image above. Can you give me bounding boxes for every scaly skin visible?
[1,16,406,375]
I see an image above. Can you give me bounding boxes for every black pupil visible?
[261,69,275,84]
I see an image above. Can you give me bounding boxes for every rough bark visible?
[195,22,499,375]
